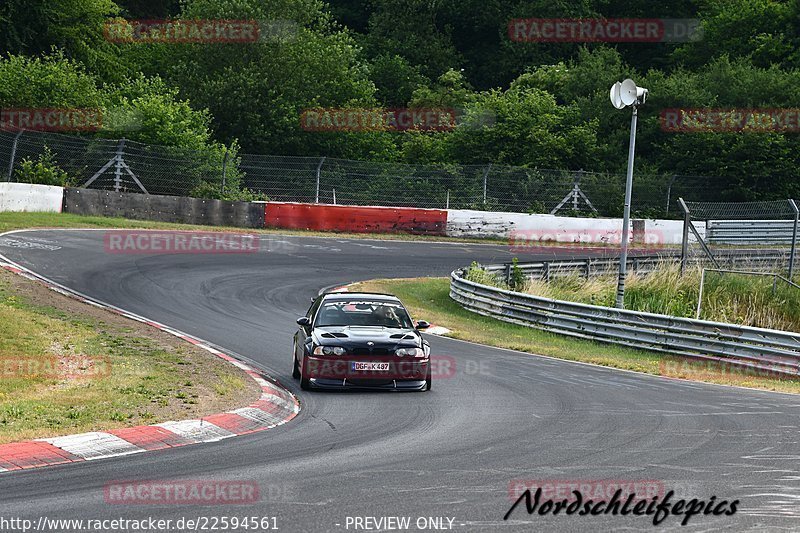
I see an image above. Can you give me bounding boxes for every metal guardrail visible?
[485,251,791,284]
[707,220,798,245]
[450,266,800,378]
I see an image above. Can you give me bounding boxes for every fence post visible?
[6,130,24,181]
[482,164,491,206]
[315,157,326,203]
[665,174,677,217]
[446,190,450,209]
[695,268,706,319]
[113,138,126,192]
[221,148,229,195]
[679,197,690,274]
[789,199,799,280]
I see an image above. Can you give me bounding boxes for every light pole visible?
[610,79,648,309]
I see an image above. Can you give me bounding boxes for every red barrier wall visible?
[264,202,447,235]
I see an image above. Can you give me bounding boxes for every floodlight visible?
[610,82,625,110]
[620,79,638,106]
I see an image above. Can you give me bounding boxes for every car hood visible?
[312,326,421,347]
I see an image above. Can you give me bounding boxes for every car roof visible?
[321,292,401,303]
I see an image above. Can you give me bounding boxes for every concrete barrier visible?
[446,209,693,244]
[62,188,265,228]
[264,202,448,235]
[0,183,63,213]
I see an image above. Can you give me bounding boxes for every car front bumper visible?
[303,355,429,390]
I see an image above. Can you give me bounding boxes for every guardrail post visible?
[6,129,24,181]
[585,259,591,279]
[505,263,512,285]
[789,199,798,280]
[542,262,549,283]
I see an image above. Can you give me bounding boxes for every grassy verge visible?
[354,277,800,395]
[0,268,259,444]
[508,263,800,332]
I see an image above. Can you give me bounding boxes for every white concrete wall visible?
[0,183,63,213]
[446,209,699,244]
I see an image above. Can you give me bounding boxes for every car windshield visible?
[315,300,413,328]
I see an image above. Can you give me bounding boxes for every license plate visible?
[351,362,390,371]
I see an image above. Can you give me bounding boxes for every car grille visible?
[351,347,392,356]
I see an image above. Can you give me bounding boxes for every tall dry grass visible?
[522,262,800,332]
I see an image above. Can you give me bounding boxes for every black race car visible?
[292,292,431,391]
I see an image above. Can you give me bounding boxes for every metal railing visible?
[707,219,799,245]
[486,250,793,284]
[450,265,800,377]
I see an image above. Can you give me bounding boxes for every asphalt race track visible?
[1,229,799,532]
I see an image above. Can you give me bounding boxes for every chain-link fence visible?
[679,198,799,278]
[0,128,764,218]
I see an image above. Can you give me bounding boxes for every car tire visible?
[292,343,301,379]
[424,364,432,391]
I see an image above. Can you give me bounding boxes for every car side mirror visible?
[415,320,430,330]
[296,316,311,326]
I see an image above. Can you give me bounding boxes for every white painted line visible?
[227,360,252,370]
[249,375,271,387]
[232,407,284,427]
[40,432,144,460]
[157,419,236,442]
[259,392,297,413]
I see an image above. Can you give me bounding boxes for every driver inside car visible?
[372,305,401,328]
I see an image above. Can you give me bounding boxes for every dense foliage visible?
[1,0,798,200]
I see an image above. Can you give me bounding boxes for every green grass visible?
[354,277,800,395]
[0,273,248,443]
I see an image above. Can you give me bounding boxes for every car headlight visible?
[313,346,346,356]
[395,347,425,357]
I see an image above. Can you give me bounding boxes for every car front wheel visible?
[292,342,301,379]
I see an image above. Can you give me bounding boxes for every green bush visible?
[464,261,506,289]
[189,181,269,202]
[14,147,74,187]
